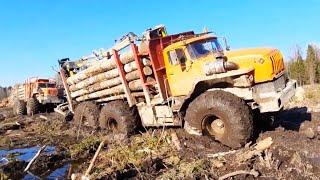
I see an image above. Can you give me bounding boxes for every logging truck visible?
[12,78,63,115]
[58,25,296,148]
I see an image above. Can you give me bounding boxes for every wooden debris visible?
[71,141,105,180]
[236,137,273,163]
[24,145,47,172]
[170,131,181,151]
[207,150,237,158]
[39,115,48,120]
[85,141,105,176]
[218,169,259,180]
[0,121,22,131]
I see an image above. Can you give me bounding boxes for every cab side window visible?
[168,49,186,65]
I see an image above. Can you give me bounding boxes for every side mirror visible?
[178,56,186,64]
[223,37,230,51]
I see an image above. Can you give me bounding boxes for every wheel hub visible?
[211,119,225,136]
[203,115,225,138]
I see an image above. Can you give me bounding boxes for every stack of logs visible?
[67,46,155,102]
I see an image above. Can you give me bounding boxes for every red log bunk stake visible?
[131,43,151,105]
[112,49,136,107]
[59,68,74,113]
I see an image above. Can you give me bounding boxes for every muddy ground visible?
[1,86,320,179]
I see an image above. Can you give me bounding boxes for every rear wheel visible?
[27,98,40,116]
[184,90,254,148]
[14,100,26,115]
[74,101,100,128]
[98,100,139,138]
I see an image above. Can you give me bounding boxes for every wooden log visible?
[70,68,153,96]
[71,74,141,98]
[128,79,143,91]
[69,66,153,92]
[71,73,155,98]
[71,73,142,98]
[75,79,143,102]
[124,58,151,73]
[146,76,156,84]
[143,66,153,76]
[69,68,119,91]
[67,46,147,85]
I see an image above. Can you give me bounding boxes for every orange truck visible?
[12,78,63,115]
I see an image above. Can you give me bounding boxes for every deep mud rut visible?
[0,100,320,179]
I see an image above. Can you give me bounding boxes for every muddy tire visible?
[184,90,253,148]
[98,100,138,137]
[27,98,40,116]
[74,101,100,128]
[14,100,27,115]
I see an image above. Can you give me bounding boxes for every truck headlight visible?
[257,58,265,64]
[233,74,254,87]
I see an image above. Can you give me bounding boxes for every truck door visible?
[166,48,194,96]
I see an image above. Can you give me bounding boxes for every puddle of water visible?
[21,163,70,180]
[46,163,70,180]
[0,146,75,179]
[0,146,55,162]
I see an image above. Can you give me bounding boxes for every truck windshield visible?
[38,83,56,88]
[187,39,223,59]
[47,83,56,88]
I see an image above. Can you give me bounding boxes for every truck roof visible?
[163,34,217,51]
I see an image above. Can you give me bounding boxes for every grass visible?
[92,130,178,178]
[158,158,212,180]
[303,85,320,99]
[68,135,100,159]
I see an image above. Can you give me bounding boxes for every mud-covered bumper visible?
[38,96,62,104]
[255,79,297,112]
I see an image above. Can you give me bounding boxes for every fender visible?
[178,68,254,113]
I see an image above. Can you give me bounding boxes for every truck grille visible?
[253,75,286,94]
[270,51,285,76]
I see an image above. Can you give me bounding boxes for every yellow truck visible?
[59,25,296,148]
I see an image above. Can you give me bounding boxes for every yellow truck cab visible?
[162,35,296,113]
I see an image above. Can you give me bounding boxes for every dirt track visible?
[1,89,320,179]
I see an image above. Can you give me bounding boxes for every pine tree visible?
[313,45,320,83]
[306,44,317,85]
[288,47,307,86]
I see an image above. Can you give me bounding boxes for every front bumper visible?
[254,79,297,113]
[37,96,63,104]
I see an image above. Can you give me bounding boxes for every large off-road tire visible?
[98,100,139,137]
[13,100,27,115]
[27,98,40,116]
[184,90,254,148]
[74,101,100,128]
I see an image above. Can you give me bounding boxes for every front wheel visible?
[27,98,40,116]
[184,90,254,148]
